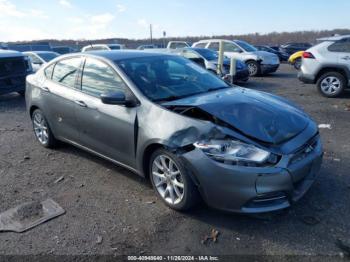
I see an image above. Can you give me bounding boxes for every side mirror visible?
[100,91,137,107]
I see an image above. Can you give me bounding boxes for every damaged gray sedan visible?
[26,51,323,213]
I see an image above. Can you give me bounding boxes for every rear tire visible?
[294,58,302,70]
[246,60,260,76]
[31,109,57,148]
[149,149,200,211]
[316,71,346,98]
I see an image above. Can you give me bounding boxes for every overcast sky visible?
[0,0,349,41]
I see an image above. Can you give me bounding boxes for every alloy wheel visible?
[151,155,185,205]
[247,62,258,76]
[33,111,49,145]
[320,76,341,95]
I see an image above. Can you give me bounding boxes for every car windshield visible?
[262,46,275,52]
[194,48,218,61]
[115,55,229,102]
[234,40,257,52]
[37,52,59,62]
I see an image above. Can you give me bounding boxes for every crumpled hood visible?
[163,88,310,144]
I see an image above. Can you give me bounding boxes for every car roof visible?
[24,51,57,54]
[317,34,350,41]
[0,49,24,58]
[75,50,169,61]
[196,39,232,42]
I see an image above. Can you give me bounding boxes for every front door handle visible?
[74,100,87,107]
[341,56,350,60]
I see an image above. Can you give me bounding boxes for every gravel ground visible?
[0,64,349,261]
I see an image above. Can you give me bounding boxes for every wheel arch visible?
[316,66,350,84]
[141,142,200,187]
[29,105,40,118]
[142,143,165,180]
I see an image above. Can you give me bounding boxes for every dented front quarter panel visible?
[135,99,225,173]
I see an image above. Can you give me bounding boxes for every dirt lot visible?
[0,64,349,260]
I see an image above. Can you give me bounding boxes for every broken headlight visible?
[194,139,271,165]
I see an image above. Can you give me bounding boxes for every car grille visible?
[0,57,27,77]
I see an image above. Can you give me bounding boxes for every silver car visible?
[298,34,350,97]
[192,39,280,76]
[23,51,60,72]
[26,51,323,213]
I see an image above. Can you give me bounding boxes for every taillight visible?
[302,52,315,59]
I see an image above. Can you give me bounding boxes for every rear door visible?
[329,38,350,73]
[74,57,138,168]
[41,57,83,142]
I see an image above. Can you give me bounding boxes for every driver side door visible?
[74,57,138,168]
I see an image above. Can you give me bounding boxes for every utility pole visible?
[150,24,153,44]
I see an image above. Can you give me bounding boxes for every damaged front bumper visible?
[180,135,323,213]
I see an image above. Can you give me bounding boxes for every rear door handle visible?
[341,56,350,60]
[74,100,87,107]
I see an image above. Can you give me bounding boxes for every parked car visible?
[280,43,312,56]
[0,50,33,96]
[269,46,280,52]
[52,46,77,55]
[175,47,249,83]
[298,35,350,97]
[7,43,52,52]
[24,51,60,72]
[192,39,280,76]
[82,44,125,52]
[136,44,158,50]
[288,51,304,70]
[255,45,289,62]
[167,41,191,49]
[26,51,323,213]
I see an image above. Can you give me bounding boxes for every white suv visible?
[192,39,280,76]
[298,35,350,97]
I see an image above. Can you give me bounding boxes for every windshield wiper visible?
[153,91,206,103]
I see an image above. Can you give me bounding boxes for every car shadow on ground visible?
[57,142,152,188]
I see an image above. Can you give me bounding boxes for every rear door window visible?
[52,57,81,88]
[328,39,350,53]
[194,42,207,48]
[223,42,241,52]
[208,42,220,51]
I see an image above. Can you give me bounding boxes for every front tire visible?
[317,72,346,98]
[31,109,57,148]
[149,149,200,211]
[246,60,260,76]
